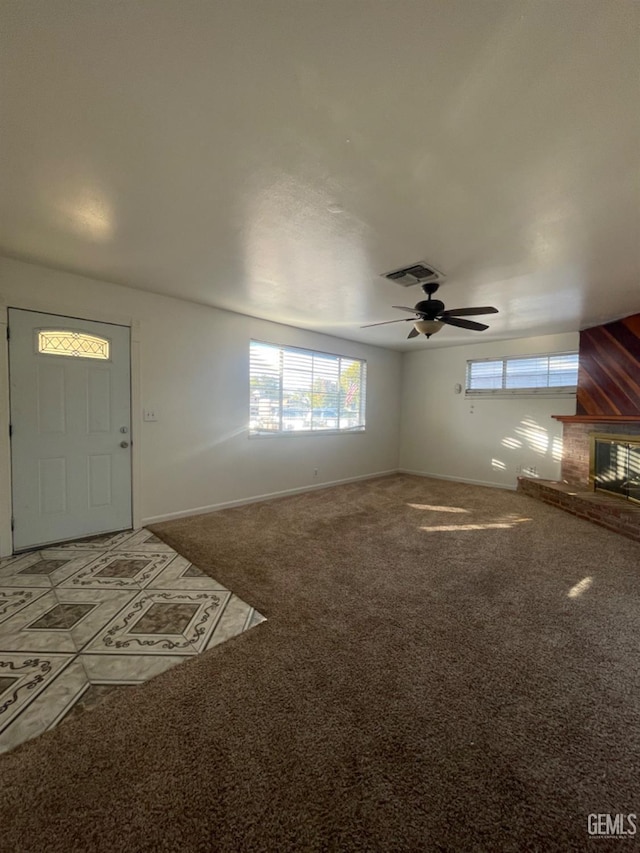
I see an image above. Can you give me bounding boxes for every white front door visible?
[9,309,132,551]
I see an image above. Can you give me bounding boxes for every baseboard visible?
[142,469,400,526]
[398,468,517,491]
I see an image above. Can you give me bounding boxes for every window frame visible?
[465,351,579,397]
[249,340,367,437]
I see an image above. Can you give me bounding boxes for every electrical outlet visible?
[313,468,319,477]
[143,409,157,422]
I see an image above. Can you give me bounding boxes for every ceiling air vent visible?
[382,261,443,287]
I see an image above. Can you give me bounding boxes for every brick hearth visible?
[518,416,640,542]
[517,476,640,543]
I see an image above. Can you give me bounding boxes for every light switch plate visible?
[143,409,157,422]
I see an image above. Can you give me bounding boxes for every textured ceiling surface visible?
[1,0,638,349]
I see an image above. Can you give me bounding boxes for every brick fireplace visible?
[517,313,640,541]
[553,417,640,488]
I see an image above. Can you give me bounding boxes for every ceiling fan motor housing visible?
[415,298,444,318]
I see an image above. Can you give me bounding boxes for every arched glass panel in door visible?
[37,330,110,360]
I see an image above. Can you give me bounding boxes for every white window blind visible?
[466,352,578,395]
[250,341,367,435]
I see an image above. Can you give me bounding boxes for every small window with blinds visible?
[466,352,578,396]
[250,341,366,435]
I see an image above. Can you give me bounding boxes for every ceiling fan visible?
[362,282,499,339]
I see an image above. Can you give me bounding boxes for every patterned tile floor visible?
[0,529,265,754]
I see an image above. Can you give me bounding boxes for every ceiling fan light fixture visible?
[414,319,444,337]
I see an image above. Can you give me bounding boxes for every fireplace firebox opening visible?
[590,433,640,504]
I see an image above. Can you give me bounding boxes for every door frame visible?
[0,297,142,557]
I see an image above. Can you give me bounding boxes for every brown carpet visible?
[1,474,640,851]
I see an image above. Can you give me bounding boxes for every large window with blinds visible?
[250,341,367,435]
[466,352,579,396]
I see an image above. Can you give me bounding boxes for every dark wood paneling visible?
[577,314,640,415]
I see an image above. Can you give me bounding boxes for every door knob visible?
[120,441,130,448]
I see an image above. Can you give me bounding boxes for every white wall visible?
[399,333,579,489]
[0,255,585,558]
[0,256,402,552]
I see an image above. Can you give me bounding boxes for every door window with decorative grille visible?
[37,330,111,360]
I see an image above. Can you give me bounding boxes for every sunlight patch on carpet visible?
[419,517,532,532]
[568,576,593,598]
[407,503,470,514]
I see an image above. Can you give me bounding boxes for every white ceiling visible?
[1,1,639,350]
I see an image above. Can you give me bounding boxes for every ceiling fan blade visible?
[391,306,425,316]
[360,318,412,328]
[407,327,420,339]
[439,316,489,331]
[440,306,499,317]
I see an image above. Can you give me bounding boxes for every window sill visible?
[465,388,577,399]
[249,428,366,439]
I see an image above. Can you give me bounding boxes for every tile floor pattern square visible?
[28,603,96,631]
[130,602,199,634]
[0,529,266,754]
[19,560,68,576]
